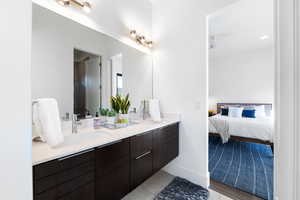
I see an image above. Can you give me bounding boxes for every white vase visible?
[119,114,129,123]
[106,116,116,124]
[99,115,106,124]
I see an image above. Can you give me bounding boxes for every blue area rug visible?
[209,136,273,200]
[155,177,209,200]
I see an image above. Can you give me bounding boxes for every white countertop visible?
[32,115,180,166]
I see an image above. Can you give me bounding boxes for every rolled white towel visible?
[33,98,64,147]
[32,102,46,142]
[149,99,162,122]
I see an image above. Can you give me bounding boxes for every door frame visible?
[274,0,299,199]
[206,0,300,199]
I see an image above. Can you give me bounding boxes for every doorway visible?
[207,0,275,199]
[73,49,102,118]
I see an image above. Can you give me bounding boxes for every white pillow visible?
[228,107,243,118]
[254,105,266,118]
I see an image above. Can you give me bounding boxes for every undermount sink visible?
[61,131,112,146]
[139,119,165,125]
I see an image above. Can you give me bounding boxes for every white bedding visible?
[209,114,274,142]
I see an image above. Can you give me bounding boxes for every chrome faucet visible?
[72,114,81,134]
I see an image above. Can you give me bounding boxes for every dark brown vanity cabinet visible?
[130,131,154,189]
[33,150,95,200]
[95,139,131,200]
[33,123,179,200]
[153,123,179,173]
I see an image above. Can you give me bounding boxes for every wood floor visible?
[210,179,264,200]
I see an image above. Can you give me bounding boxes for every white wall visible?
[209,47,274,110]
[32,0,152,54]
[0,1,32,200]
[32,4,153,116]
[152,0,209,187]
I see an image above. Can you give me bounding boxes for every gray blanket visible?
[209,116,230,143]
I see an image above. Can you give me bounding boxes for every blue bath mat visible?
[209,136,273,200]
[154,177,209,200]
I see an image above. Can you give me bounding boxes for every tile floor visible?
[122,171,232,200]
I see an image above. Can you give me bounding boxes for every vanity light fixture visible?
[130,30,137,38]
[56,0,92,13]
[130,30,154,49]
[146,41,153,48]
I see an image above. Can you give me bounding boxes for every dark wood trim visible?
[209,133,274,153]
[216,103,273,116]
[210,179,263,200]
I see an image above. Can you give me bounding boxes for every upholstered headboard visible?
[217,103,273,116]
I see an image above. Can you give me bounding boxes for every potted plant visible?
[118,94,131,124]
[110,95,121,114]
[110,94,131,124]
[99,108,109,123]
[106,110,116,124]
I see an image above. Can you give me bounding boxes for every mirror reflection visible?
[73,49,102,118]
[31,4,153,119]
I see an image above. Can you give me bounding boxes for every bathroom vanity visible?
[32,120,179,200]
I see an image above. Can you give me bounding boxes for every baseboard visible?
[162,163,210,188]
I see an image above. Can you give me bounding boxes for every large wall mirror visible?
[31,4,153,118]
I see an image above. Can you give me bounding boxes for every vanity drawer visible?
[35,161,95,194]
[131,131,153,159]
[34,149,95,180]
[34,159,60,180]
[56,171,94,197]
[57,182,95,200]
[35,171,94,200]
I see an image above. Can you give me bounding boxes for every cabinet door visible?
[96,158,130,200]
[131,131,153,159]
[131,151,153,189]
[95,139,130,200]
[153,123,179,172]
[130,131,153,189]
[153,129,162,173]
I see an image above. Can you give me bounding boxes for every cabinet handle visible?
[58,149,94,161]
[135,151,151,160]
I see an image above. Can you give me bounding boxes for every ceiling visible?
[209,0,274,57]
[150,0,241,14]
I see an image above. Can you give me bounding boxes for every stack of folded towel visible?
[32,98,64,147]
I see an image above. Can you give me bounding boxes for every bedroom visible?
[208,0,274,199]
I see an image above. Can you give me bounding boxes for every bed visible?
[209,103,274,151]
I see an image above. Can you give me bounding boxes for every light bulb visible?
[147,41,153,48]
[56,0,70,6]
[130,30,137,38]
[82,2,91,13]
